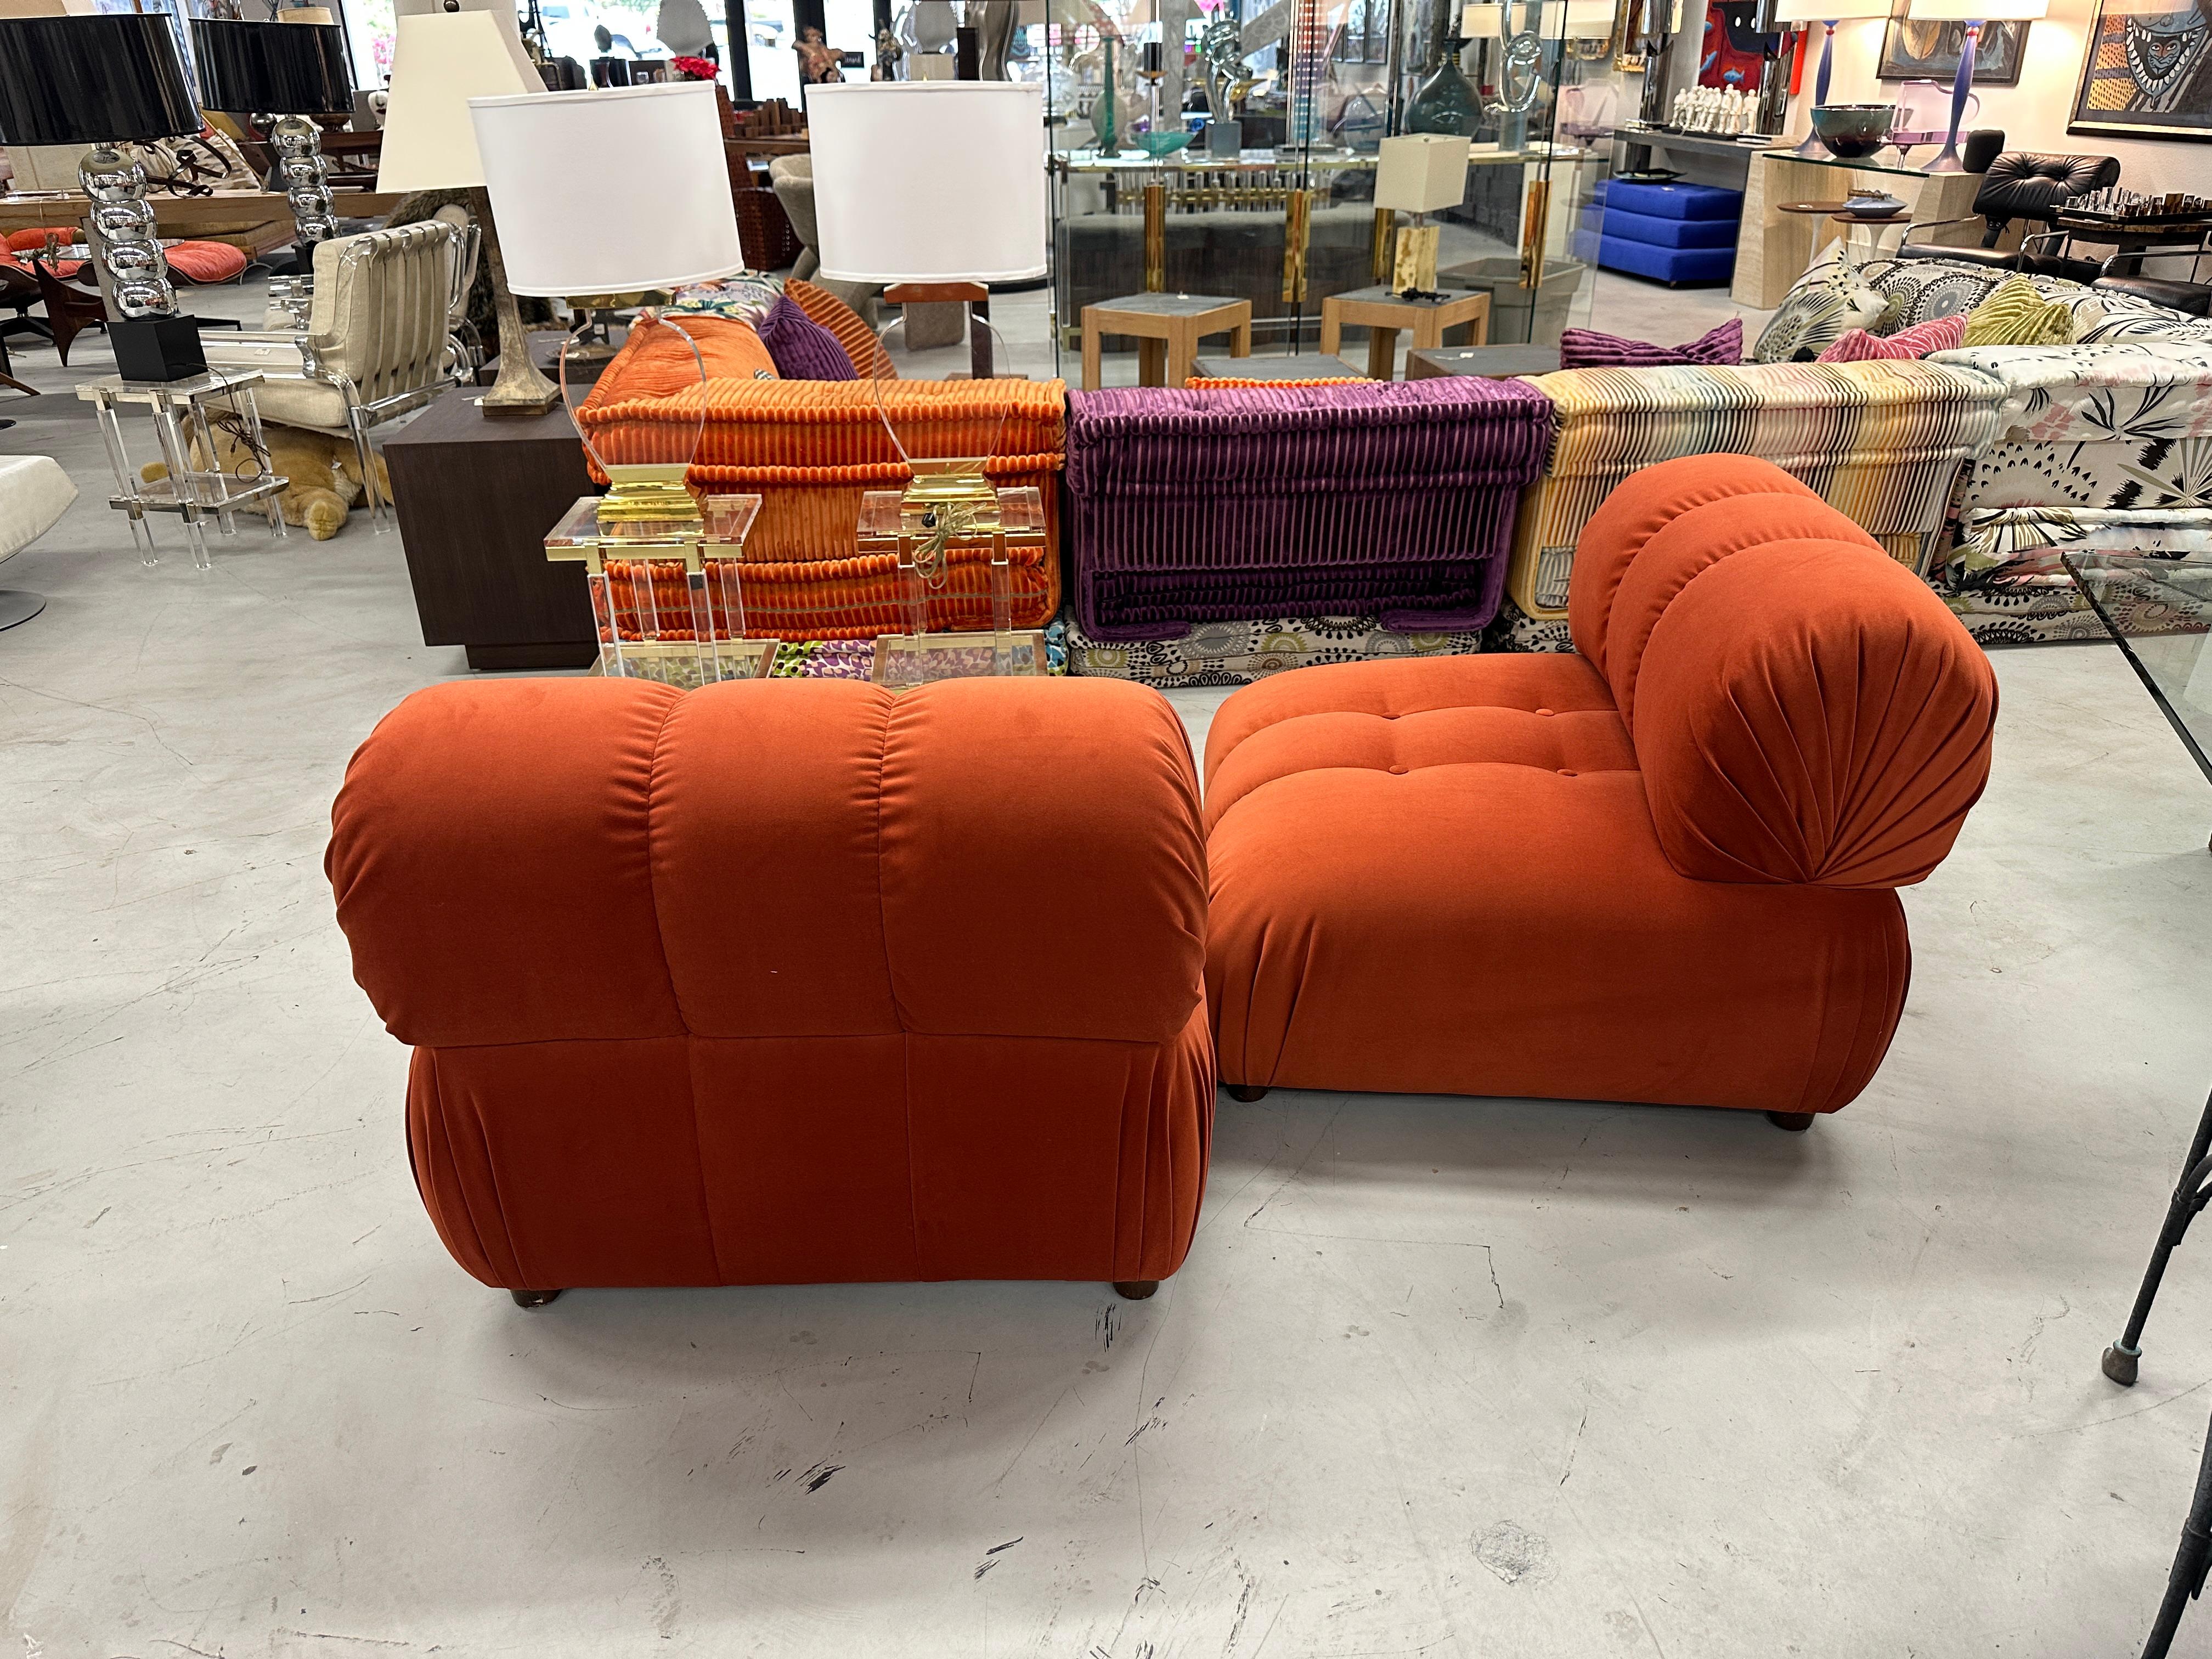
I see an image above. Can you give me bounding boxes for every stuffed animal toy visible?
[141,416,389,540]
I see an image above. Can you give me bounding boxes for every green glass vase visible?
[1407,52,1479,138]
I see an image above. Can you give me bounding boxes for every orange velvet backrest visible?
[1568,454,1998,890]
[326,677,1206,1051]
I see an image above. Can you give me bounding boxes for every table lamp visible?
[1774,0,1900,159]
[1904,0,2045,172]
[0,14,210,382]
[808,82,1046,628]
[377,8,557,415]
[190,19,355,256]
[469,81,746,526]
[1374,133,1469,297]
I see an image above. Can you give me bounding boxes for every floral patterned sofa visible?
[1927,338,2212,642]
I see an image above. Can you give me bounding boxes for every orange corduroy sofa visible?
[326,676,1214,1302]
[1204,454,2000,1126]
[577,363,1067,642]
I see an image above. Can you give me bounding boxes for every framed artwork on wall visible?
[1877,10,2028,84]
[2069,0,2212,144]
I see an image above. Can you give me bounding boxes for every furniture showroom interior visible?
[10,0,2212,1647]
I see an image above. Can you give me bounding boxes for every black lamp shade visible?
[193,20,356,116]
[0,15,201,146]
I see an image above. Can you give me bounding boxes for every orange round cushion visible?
[5,227,75,253]
[166,240,249,283]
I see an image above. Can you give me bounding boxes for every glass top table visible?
[2063,551,2212,798]
[2064,549,2212,1657]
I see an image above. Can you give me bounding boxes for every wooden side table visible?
[1081,293,1253,389]
[383,386,600,671]
[1319,285,1492,379]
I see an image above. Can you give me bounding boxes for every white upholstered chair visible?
[201,222,461,529]
[0,453,78,631]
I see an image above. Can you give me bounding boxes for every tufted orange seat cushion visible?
[328,675,1215,1293]
[1205,454,1997,1116]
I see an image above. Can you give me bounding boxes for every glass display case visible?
[1028,0,1650,366]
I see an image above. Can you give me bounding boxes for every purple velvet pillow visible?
[757,292,857,380]
[1557,317,1742,371]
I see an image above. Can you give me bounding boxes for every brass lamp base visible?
[597,462,703,531]
[1391,222,1441,299]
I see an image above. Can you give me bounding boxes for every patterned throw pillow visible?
[757,293,858,380]
[1559,317,1741,369]
[1962,275,2075,347]
[1816,312,1967,362]
[1861,257,2012,334]
[1752,256,1887,363]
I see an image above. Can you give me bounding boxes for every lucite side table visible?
[543,492,774,689]
[856,478,1050,688]
[75,369,288,569]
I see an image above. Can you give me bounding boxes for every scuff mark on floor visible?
[647,1554,679,1640]
[800,1461,843,1493]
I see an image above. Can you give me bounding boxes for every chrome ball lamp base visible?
[80,143,205,382]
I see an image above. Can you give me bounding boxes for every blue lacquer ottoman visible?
[1598,234,1737,285]
[1600,205,1740,250]
[1602,181,1743,221]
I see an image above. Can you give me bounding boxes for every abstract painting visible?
[1877,13,2027,85]
[2070,0,2212,143]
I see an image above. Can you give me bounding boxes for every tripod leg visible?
[2141,1401,2212,1658]
[2106,1083,2212,1387]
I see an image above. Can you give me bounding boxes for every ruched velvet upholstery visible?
[1206,455,1998,1117]
[329,676,1215,1293]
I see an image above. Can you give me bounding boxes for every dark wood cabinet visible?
[383,388,599,671]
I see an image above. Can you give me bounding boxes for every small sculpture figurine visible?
[795,24,843,83]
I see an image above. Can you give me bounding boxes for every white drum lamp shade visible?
[1906,0,2045,16]
[1562,0,1615,35]
[468,83,745,295]
[1374,135,1469,215]
[1772,0,1891,19]
[376,10,538,191]
[807,82,1047,285]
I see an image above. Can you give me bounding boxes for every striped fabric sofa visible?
[1062,379,1553,680]
[1926,340,2212,643]
[1496,359,2008,649]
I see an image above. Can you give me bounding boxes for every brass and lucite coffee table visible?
[2064,551,2212,1658]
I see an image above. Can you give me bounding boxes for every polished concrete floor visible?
[6,279,2212,1656]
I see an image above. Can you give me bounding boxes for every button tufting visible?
[1387,764,1409,775]
[1557,769,1578,778]
[1534,707,1555,717]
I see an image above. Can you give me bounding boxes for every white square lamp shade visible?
[1905,0,2045,16]
[807,83,1047,285]
[1374,135,1469,215]
[375,10,538,191]
[468,83,745,295]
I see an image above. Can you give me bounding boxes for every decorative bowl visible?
[1809,104,1896,160]
[1133,128,1193,159]
[1844,189,1907,218]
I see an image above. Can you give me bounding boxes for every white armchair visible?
[0,454,78,631]
[201,222,461,529]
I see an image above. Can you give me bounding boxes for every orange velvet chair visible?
[327,676,1214,1303]
[1204,454,1999,1127]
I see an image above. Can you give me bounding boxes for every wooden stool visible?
[1320,285,1492,380]
[1081,293,1253,390]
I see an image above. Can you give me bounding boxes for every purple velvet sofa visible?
[1063,378,1555,643]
